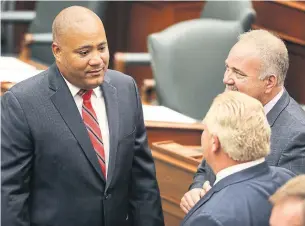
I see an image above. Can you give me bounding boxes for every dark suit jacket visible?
[1,64,164,226]
[191,90,305,189]
[181,162,295,226]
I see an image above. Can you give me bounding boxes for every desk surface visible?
[0,57,44,82]
[143,106,203,146]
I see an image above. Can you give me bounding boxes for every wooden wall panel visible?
[162,199,185,226]
[163,211,181,226]
[252,1,305,45]
[152,141,201,226]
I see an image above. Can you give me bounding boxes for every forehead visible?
[226,43,261,70]
[60,18,106,48]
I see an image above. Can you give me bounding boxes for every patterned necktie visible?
[79,89,106,178]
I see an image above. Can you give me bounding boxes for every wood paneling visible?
[145,121,203,147]
[162,199,185,226]
[152,141,202,226]
[252,1,305,45]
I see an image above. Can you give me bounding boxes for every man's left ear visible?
[265,75,277,93]
[211,135,220,153]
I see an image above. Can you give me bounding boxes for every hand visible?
[180,181,212,214]
[202,181,211,193]
[180,188,206,214]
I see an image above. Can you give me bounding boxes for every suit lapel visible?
[267,89,290,127]
[182,162,269,225]
[101,75,119,190]
[48,65,105,182]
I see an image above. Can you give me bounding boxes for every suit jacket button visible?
[104,193,111,200]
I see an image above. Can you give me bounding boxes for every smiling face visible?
[223,43,267,104]
[52,9,109,90]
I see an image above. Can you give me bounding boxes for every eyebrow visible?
[232,67,247,76]
[76,41,107,50]
[225,61,247,76]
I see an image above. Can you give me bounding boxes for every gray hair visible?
[238,29,289,86]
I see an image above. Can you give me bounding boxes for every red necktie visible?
[79,89,106,178]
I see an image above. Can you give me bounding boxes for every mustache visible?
[225,85,238,91]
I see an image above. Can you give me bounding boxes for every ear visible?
[52,42,61,62]
[264,75,278,94]
[211,135,220,153]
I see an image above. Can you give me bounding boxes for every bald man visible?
[1,6,164,226]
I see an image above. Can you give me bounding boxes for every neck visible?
[210,152,241,175]
[261,86,283,106]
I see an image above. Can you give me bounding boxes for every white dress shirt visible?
[214,158,265,185]
[62,77,110,177]
[264,88,284,115]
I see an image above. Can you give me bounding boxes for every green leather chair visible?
[148,19,244,120]
[201,0,255,31]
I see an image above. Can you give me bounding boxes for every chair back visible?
[201,1,256,31]
[148,19,244,120]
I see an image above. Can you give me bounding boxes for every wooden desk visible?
[143,105,203,146]
[145,121,203,147]
[152,141,203,226]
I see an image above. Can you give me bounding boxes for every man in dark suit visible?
[181,29,305,214]
[181,91,295,226]
[1,6,164,226]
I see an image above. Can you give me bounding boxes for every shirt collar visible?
[61,73,102,98]
[264,88,284,115]
[214,158,265,185]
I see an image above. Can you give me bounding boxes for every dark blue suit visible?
[181,162,294,226]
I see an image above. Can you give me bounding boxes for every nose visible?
[88,51,104,66]
[223,71,234,85]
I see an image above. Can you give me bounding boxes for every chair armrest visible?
[113,52,151,73]
[31,33,53,43]
[1,11,36,22]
